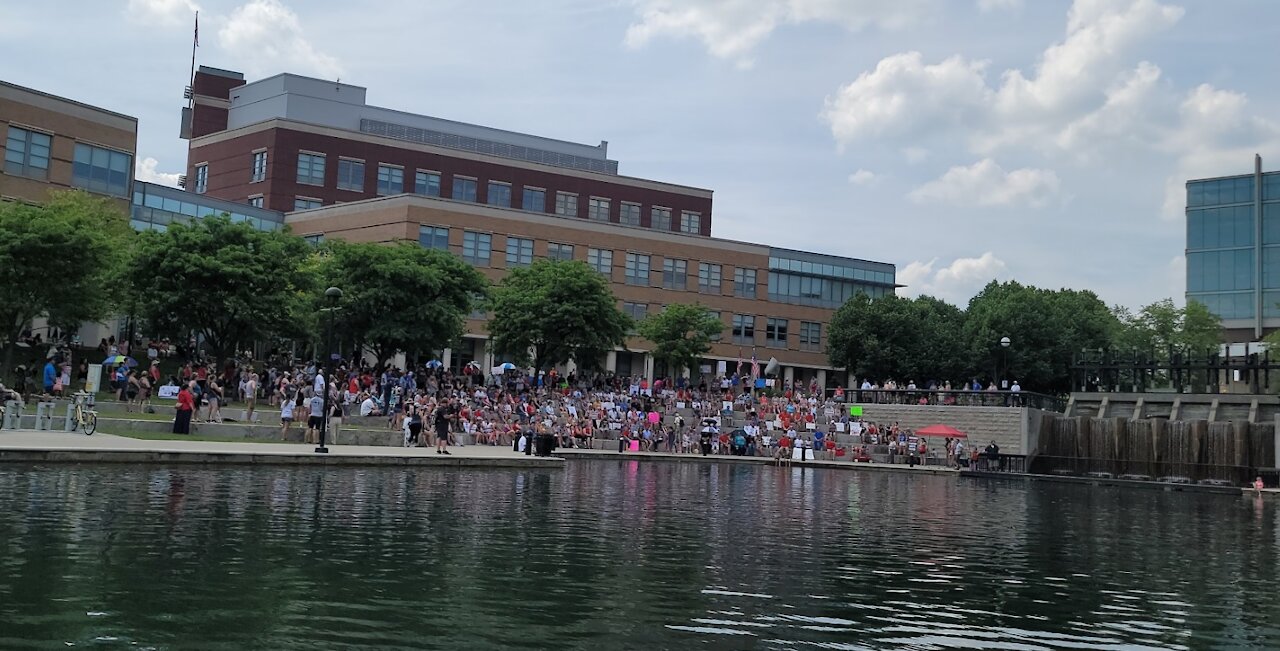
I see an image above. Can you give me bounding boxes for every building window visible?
[619,202,641,226]
[251,150,267,182]
[506,237,534,267]
[588,197,610,221]
[248,195,264,208]
[555,191,578,217]
[419,225,449,251]
[193,163,208,194]
[680,211,701,234]
[4,126,51,180]
[734,267,757,298]
[766,318,789,348]
[651,207,671,231]
[303,234,325,246]
[336,159,364,191]
[523,187,545,211]
[462,231,491,266]
[488,181,512,207]
[548,242,574,261]
[625,253,651,286]
[799,321,822,351]
[732,315,755,345]
[588,248,613,275]
[71,143,131,197]
[698,262,722,294]
[662,258,687,290]
[707,311,723,341]
[623,302,648,321]
[296,152,326,186]
[453,176,477,202]
[415,170,441,196]
[376,164,403,195]
[294,197,322,210]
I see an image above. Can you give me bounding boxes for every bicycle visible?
[71,391,97,435]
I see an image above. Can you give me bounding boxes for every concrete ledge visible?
[959,470,1247,495]
[556,449,956,475]
[0,447,562,468]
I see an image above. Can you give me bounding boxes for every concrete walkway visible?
[0,430,562,468]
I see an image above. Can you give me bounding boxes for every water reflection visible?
[0,462,1278,649]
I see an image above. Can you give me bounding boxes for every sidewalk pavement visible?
[0,430,561,468]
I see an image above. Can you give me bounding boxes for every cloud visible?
[135,157,182,187]
[909,158,1060,207]
[126,0,199,26]
[848,169,878,185]
[899,253,1009,304]
[624,0,935,66]
[978,0,1022,11]
[822,52,991,145]
[217,0,342,80]
[902,147,930,163]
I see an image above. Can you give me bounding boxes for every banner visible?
[849,405,863,416]
[716,360,727,374]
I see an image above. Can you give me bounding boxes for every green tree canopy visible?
[827,293,968,383]
[126,216,316,362]
[488,260,630,371]
[0,191,132,373]
[319,241,489,364]
[1115,298,1221,358]
[636,303,724,378]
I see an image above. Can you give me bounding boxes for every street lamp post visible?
[317,286,343,454]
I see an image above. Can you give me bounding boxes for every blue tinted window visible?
[71,143,131,197]
[1265,174,1280,201]
[1265,204,1280,245]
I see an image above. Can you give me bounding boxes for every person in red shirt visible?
[173,381,195,434]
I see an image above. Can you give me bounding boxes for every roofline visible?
[1186,171,1275,184]
[284,193,896,276]
[191,117,714,197]
[0,79,138,124]
[196,66,245,81]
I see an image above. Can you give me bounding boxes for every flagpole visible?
[188,11,198,111]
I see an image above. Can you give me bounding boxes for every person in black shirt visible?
[434,399,452,455]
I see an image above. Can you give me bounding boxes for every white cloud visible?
[624,0,935,66]
[135,157,182,187]
[909,158,1060,207]
[899,253,1009,303]
[217,0,342,80]
[848,169,878,185]
[822,52,991,145]
[978,0,1022,11]
[902,147,930,163]
[126,0,199,26]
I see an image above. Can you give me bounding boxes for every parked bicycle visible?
[71,391,97,435]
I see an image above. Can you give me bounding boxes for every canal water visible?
[0,461,1277,649]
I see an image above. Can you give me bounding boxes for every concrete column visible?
[441,348,452,369]
[606,351,618,373]
[565,359,577,376]
[817,369,827,391]
[846,372,856,388]
[783,366,795,386]
[643,354,655,381]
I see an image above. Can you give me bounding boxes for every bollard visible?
[64,403,77,432]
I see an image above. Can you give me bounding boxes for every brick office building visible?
[184,67,898,387]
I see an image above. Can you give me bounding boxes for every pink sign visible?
[648,411,660,424]
[628,439,641,452]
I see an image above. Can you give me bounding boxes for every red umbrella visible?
[915,424,966,438]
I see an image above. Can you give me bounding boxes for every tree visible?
[1115,298,1222,359]
[320,241,488,365]
[826,293,968,383]
[126,216,315,363]
[488,260,630,371]
[636,303,723,378]
[0,191,132,375]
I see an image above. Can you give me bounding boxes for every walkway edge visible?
[959,470,1248,495]
[555,449,956,474]
[0,448,563,469]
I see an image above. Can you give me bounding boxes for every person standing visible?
[328,385,343,445]
[279,387,296,440]
[244,372,258,422]
[306,390,325,445]
[173,381,195,434]
[434,399,452,455]
[42,357,58,396]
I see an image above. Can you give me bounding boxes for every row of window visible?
[1188,174,1280,207]
[1187,204,1280,251]
[619,304,822,351]
[4,125,133,198]
[259,150,706,232]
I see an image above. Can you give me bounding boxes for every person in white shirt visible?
[860,380,873,390]
[1010,381,1022,393]
[360,396,379,417]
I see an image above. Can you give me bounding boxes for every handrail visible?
[826,388,1064,412]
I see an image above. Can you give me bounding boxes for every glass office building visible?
[1186,155,1280,337]
[130,181,285,232]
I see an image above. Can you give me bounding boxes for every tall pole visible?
[188,11,198,110]
[316,311,332,454]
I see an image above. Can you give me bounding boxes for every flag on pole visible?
[736,349,744,376]
[194,12,199,46]
[750,350,760,379]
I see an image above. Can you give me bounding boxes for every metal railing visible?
[827,388,1064,412]
[970,454,1027,474]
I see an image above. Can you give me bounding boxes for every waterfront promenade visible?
[0,430,562,468]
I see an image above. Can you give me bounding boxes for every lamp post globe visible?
[1000,336,1011,348]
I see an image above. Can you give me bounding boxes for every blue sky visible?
[5,0,1278,308]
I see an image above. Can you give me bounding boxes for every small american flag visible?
[750,351,760,378]
[736,349,744,376]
